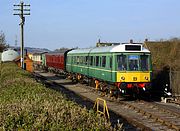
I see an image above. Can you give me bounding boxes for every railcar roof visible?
[46,51,65,55]
[68,43,150,54]
[33,52,47,55]
[45,49,72,56]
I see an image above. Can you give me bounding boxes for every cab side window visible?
[117,55,127,70]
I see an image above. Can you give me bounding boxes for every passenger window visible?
[77,56,79,64]
[73,56,76,64]
[82,56,84,64]
[93,57,96,66]
[102,56,106,67]
[90,56,93,66]
[96,56,99,66]
[81,56,83,64]
[80,56,82,64]
[85,56,88,65]
[71,56,73,63]
[72,56,74,64]
[69,56,71,63]
[110,56,112,68]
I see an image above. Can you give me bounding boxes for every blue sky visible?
[0,0,180,50]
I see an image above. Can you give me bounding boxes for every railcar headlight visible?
[122,90,125,93]
[121,76,125,80]
[145,76,149,80]
[143,87,146,91]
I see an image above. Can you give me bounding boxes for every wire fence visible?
[170,70,180,97]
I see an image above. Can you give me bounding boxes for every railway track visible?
[169,99,180,106]
[81,85,180,130]
[33,71,180,131]
[117,101,180,130]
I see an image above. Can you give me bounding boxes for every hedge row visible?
[0,63,111,130]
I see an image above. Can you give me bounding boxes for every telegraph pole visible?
[13,1,30,69]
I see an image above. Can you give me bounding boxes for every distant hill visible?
[10,46,51,54]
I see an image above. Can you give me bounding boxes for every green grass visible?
[0,62,111,130]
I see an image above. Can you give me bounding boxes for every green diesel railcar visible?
[66,43,152,96]
[66,48,116,82]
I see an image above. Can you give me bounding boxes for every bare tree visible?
[0,31,7,52]
[54,47,69,52]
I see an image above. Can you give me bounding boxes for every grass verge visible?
[0,62,111,130]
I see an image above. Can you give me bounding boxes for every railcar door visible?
[102,54,113,82]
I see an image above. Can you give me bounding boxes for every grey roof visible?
[68,44,150,54]
[33,52,47,55]
[68,46,117,54]
[46,51,64,55]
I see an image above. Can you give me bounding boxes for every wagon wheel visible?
[79,76,84,84]
[100,83,108,96]
[89,79,95,87]
[72,75,78,83]
[109,87,115,98]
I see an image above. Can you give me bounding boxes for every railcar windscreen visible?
[128,55,139,71]
[116,54,150,71]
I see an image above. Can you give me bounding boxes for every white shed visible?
[1,49,19,62]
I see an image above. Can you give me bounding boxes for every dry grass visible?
[145,40,180,70]
[145,40,180,96]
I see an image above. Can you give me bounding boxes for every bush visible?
[0,62,111,130]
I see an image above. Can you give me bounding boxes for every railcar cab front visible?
[114,43,152,98]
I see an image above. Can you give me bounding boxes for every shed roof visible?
[14,55,33,62]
